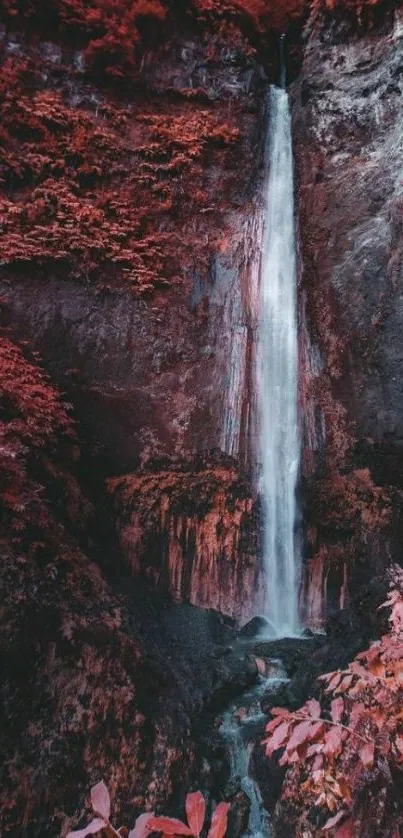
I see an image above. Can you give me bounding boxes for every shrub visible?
[66,784,230,838]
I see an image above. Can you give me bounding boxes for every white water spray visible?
[258,84,300,637]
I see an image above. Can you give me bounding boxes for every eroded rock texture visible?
[0,4,273,620]
[108,460,263,621]
[295,4,403,626]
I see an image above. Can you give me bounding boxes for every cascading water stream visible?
[220,662,288,838]
[257,81,300,637]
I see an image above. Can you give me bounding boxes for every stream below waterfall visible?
[219,654,290,838]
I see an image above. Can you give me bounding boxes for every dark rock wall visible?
[295,4,403,626]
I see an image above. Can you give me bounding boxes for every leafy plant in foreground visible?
[264,566,403,836]
[67,783,229,838]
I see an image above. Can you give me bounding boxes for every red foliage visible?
[148,794,229,837]
[265,567,403,837]
[0,0,388,59]
[0,1,168,80]
[0,42,244,295]
[309,469,393,535]
[0,0,308,84]
[190,0,306,36]
[186,791,206,837]
[67,786,229,838]
[0,334,87,536]
[206,803,230,838]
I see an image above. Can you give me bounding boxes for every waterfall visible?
[257,84,300,637]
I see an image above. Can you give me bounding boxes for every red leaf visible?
[67,818,105,838]
[371,707,386,730]
[323,726,345,757]
[129,812,154,838]
[359,741,375,768]
[270,707,291,717]
[305,699,321,719]
[207,802,230,838]
[146,817,192,836]
[390,600,403,633]
[185,792,205,837]
[265,720,290,754]
[265,716,284,734]
[324,672,342,693]
[349,702,367,725]
[312,753,324,771]
[309,721,326,741]
[91,781,110,820]
[331,697,344,724]
[318,669,336,682]
[286,721,314,754]
[334,675,353,695]
[350,661,373,680]
[368,654,385,678]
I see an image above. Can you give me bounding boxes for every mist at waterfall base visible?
[256,84,300,639]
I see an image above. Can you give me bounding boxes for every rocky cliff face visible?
[0,4,274,620]
[108,459,263,620]
[295,3,403,626]
[1,0,403,618]
[1,1,402,628]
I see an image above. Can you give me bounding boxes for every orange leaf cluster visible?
[265,568,403,837]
